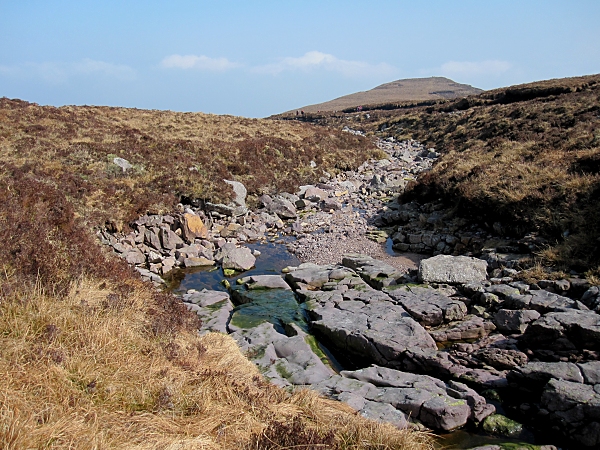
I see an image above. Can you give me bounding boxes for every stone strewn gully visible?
[101,132,595,448]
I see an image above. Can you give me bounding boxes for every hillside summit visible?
[285,76,483,114]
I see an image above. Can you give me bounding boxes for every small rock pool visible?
[167,241,301,294]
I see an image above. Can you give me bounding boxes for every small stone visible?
[482,414,523,437]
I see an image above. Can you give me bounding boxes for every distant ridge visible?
[286,77,483,113]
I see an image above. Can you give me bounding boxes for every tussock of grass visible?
[0,277,433,449]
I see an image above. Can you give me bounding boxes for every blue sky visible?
[1,1,599,117]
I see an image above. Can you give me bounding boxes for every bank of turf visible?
[0,98,432,449]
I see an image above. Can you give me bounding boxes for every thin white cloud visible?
[161,54,240,71]
[440,60,512,77]
[73,58,136,80]
[0,59,136,83]
[253,51,397,78]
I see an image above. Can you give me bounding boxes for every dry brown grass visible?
[0,276,434,449]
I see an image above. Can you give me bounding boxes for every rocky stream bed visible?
[99,132,600,449]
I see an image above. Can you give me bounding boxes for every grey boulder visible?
[308,294,437,368]
[214,243,256,271]
[493,309,541,334]
[419,255,488,284]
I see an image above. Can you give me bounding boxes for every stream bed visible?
[167,240,551,450]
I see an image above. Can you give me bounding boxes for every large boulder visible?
[419,255,488,284]
[503,289,578,313]
[224,179,247,208]
[237,274,291,290]
[335,366,494,431]
[261,195,297,219]
[159,227,184,250]
[124,249,145,265]
[303,186,328,202]
[144,227,162,250]
[113,157,133,172]
[541,378,600,447]
[214,243,256,271]
[493,309,540,334]
[521,309,600,350]
[473,348,528,370]
[508,362,584,393]
[285,263,346,290]
[578,361,600,384]
[181,213,208,242]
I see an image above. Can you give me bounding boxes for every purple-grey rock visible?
[419,255,488,284]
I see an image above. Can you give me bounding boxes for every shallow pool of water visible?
[167,241,301,294]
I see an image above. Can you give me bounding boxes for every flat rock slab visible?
[473,348,528,371]
[342,253,404,288]
[339,366,494,430]
[578,361,600,385]
[385,285,467,326]
[508,361,584,390]
[308,297,437,368]
[459,368,509,389]
[504,289,578,313]
[182,289,233,334]
[429,315,496,342]
[484,284,521,298]
[419,255,488,284]
[232,322,334,387]
[285,263,343,290]
[237,274,291,290]
[493,309,540,334]
[522,309,600,350]
[541,378,600,448]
